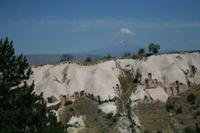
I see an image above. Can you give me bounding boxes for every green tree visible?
[138,48,145,55]
[148,43,160,54]
[0,38,65,133]
[85,57,92,62]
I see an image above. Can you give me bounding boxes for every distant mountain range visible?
[25,43,175,65]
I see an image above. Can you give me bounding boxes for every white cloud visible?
[119,28,134,35]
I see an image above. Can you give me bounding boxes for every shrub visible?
[106,112,113,119]
[176,106,182,114]
[112,115,118,123]
[85,57,92,62]
[138,48,145,55]
[166,103,174,112]
[187,94,196,104]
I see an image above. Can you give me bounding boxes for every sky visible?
[0,0,200,54]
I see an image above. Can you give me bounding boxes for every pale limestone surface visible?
[98,102,117,114]
[30,52,200,103]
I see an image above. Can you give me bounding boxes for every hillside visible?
[29,51,200,133]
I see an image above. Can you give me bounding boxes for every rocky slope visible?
[29,51,200,133]
[30,52,200,103]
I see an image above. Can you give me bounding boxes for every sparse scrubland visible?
[135,84,200,133]
[59,97,119,133]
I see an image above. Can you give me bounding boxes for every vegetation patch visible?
[58,97,118,133]
[135,84,200,133]
[135,101,171,133]
[117,70,137,113]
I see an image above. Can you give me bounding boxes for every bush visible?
[138,48,145,55]
[176,106,182,114]
[166,103,174,112]
[106,112,113,119]
[85,57,92,62]
[187,94,196,104]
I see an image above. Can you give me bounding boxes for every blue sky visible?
[0,0,200,54]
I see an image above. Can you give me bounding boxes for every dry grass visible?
[135,101,171,132]
[135,84,200,133]
[58,97,118,133]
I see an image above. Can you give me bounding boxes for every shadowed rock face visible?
[29,52,200,105]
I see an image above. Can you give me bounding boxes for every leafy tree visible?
[85,57,92,62]
[123,52,131,57]
[148,43,160,54]
[0,38,65,133]
[138,48,145,55]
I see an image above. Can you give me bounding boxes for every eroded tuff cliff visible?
[30,52,200,104]
[29,51,200,133]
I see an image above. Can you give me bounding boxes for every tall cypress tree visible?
[0,38,65,133]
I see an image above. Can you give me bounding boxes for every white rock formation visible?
[98,102,117,114]
[117,52,200,102]
[67,115,86,133]
[30,61,120,102]
[129,85,152,107]
[67,115,85,127]
[30,52,200,104]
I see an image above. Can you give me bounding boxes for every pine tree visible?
[0,38,65,133]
